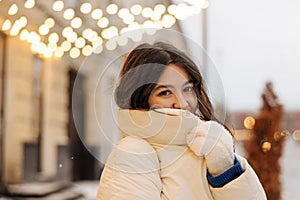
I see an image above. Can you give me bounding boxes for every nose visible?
[173,93,188,109]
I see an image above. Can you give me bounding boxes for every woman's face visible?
[148,64,198,113]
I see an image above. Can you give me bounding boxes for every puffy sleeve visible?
[209,155,267,200]
[96,136,163,200]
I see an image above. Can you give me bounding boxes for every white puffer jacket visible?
[96,109,266,200]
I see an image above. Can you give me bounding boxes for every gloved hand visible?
[186,120,235,176]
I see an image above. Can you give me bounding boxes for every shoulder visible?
[106,136,160,173]
[117,136,155,153]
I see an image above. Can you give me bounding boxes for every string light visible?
[106,4,118,15]
[8,4,18,15]
[80,3,92,14]
[0,1,206,59]
[91,9,103,20]
[24,0,35,9]
[52,1,64,12]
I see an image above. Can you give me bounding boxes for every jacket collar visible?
[118,108,199,146]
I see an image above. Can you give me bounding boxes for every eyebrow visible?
[154,80,194,90]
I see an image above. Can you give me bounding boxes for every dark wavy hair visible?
[115,42,215,121]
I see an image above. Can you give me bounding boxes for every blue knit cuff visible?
[206,156,244,188]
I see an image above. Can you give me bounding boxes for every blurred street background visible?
[0,0,299,199]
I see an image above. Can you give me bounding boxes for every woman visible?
[96,42,266,199]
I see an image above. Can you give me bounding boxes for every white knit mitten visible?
[186,120,235,176]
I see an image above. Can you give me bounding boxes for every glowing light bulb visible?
[118,8,129,19]
[142,7,153,18]
[70,47,80,58]
[106,4,118,15]
[20,29,29,40]
[39,24,49,35]
[154,4,166,14]
[52,0,64,11]
[162,14,176,28]
[244,116,255,129]
[2,19,12,31]
[49,32,59,43]
[25,0,35,9]
[62,26,73,38]
[61,40,71,51]
[80,3,92,14]
[45,18,55,28]
[55,47,64,57]
[130,4,142,15]
[75,37,86,48]
[91,9,103,20]
[64,8,75,20]
[8,3,18,15]
[97,17,109,28]
[82,45,93,56]
[71,17,82,29]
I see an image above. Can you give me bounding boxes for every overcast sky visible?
[180,0,300,112]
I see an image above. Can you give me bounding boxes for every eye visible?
[183,86,194,93]
[158,90,172,96]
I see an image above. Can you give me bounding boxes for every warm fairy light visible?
[293,130,300,141]
[80,3,92,14]
[128,22,140,30]
[24,0,35,9]
[10,21,22,36]
[63,8,75,20]
[154,20,163,29]
[36,42,47,54]
[8,3,18,15]
[151,11,162,21]
[130,31,143,42]
[262,141,271,152]
[27,31,40,44]
[118,8,130,19]
[130,4,142,15]
[52,0,64,11]
[70,47,80,58]
[82,45,93,56]
[49,32,59,43]
[117,35,128,46]
[106,4,118,15]
[91,9,103,20]
[0,1,205,58]
[154,4,166,14]
[67,31,77,43]
[39,24,49,35]
[48,43,57,52]
[62,26,73,38]
[105,40,117,50]
[92,36,103,47]
[167,4,177,15]
[82,28,93,40]
[20,29,29,40]
[19,16,28,27]
[45,18,55,28]
[54,47,64,57]
[244,116,255,130]
[61,40,71,51]
[44,48,53,58]
[93,44,103,54]
[142,7,153,18]
[71,17,82,29]
[75,37,86,48]
[2,19,11,31]
[97,17,109,28]
[162,14,176,28]
[123,14,134,24]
